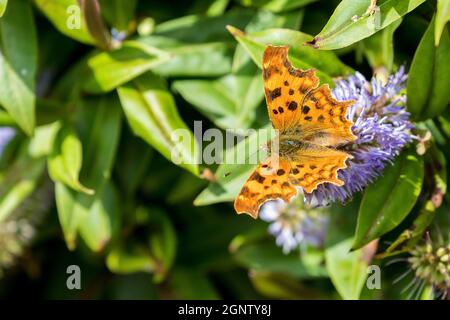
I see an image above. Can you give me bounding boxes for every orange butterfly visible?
[234,45,357,218]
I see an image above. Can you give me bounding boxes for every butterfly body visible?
[234,45,357,219]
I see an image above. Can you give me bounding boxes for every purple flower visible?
[260,196,328,253]
[0,127,15,155]
[304,66,414,206]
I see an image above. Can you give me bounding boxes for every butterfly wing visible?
[262,45,356,145]
[263,45,319,132]
[234,157,297,218]
[288,146,350,193]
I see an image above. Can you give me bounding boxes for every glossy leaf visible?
[154,11,253,43]
[118,72,200,176]
[362,19,402,71]
[48,124,94,195]
[353,150,424,250]
[307,0,426,50]
[377,200,436,259]
[250,271,331,299]
[227,26,353,84]
[0,141,45,223]
[233,240,327,278]
[106,242,157,274]
[28,121,61,158]
[99,0,137,31]
[169,268,220,299]
[173,64,263,129]
[326,238,376,300]
[435,0,450,46]
[78,180,120,251]
[377,146,447,258]
[145,207,177,282]
[56,96,122,251]
[194,126,273,205]
[237,0,316,13]
[139,36,232,77]
[79,0,111,49]
[407,16,450,121]
[83,41,171,93]
[0,0,37,135]
[0,0,7,17]
[34,0,94,44]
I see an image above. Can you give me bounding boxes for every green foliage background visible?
[0,0,449,299]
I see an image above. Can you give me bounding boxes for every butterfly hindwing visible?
[287,146,349,193]
[234,157,297,218]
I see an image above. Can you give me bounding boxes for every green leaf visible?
[0,0,37,135]
[435,0,450,46]
[115,134,153,197]
[138,37,232,77]
[117,72,200,176]
[79,0,111,49]
[206,0,230,17]
[194,126,273,206]
[56,95,122,251]
[78,180,120,251]
[57,180,120,252]
[377,145,447,258]
[48,124,94,195]
[249,271,331,299]
[227,26,353,84]
[407,16,450,121]
[34,0,94,44]
[154,11,253,43]
[325,238,375,300]
[0,0,7,17]
[377,199,436,259]
[28,121,61,158]
[306,0,426,50]
[0,141,45,223]
[233,240,327,278]
[145,207,177,282]
[169,268,220,299]
[237,0,316,12]
[173,63,263,129]
[83,41,171,93]
[106,242,157,274]
[352,150,424,250]
[99,0,137,31]
[362,18,402,71]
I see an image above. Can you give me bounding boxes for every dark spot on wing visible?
[251,172,266,184]
[266,87,282,101]
[287,101,298,111]
[302,106,310,114]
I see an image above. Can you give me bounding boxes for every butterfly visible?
[234,45,357,218]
